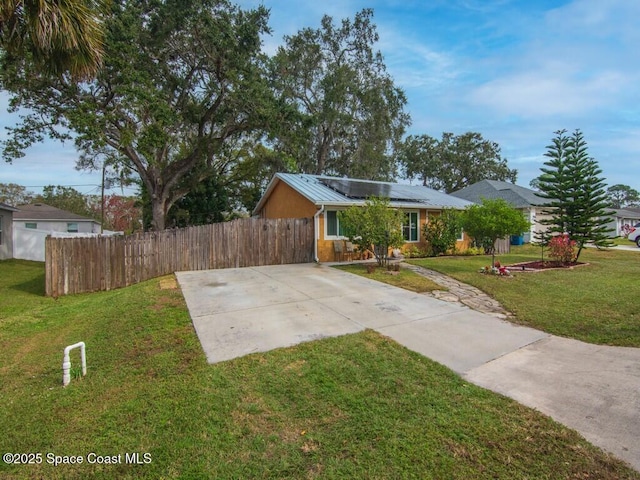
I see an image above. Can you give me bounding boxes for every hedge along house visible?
[253,173,474,262]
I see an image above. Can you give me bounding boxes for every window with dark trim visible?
[25,222,37,229]
[67,222,79,233]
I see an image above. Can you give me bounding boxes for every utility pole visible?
[101,163,105,234]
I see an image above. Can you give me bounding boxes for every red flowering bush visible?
[548,234,576,265]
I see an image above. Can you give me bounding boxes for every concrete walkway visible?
[176,263,640,472]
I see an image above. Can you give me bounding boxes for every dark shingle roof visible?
[451,180,551,208]
[614,208,640,219]
[14,203,97,222]
[0,202,19,212]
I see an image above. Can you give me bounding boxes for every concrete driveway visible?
[176,263,640,471]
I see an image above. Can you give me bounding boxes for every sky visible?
[1,0,639,198]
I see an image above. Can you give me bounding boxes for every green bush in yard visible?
[461,198,530,267]
[422,208,461,256]
[339,196,405,266]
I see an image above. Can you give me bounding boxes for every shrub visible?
[422,209,461,257]
[339,197,405,267]
[461,198,530,267]
[548,234,576,264]
[403,245,422,258]
[458,246,484,256]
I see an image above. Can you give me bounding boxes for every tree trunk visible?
[315,128,331,175]
[151,195,167,231]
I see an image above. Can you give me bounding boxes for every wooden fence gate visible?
[45,217,314,297]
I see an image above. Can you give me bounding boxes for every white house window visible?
[67,222,79,233]
[0,216,3,245]
[403,211,419,242]
[25,222,37,229]
[325,210,345,238]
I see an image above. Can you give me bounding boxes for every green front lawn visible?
[334,263,443,293]
[1,260,638,479]
[408,245,640,347]
[610,236,633,246]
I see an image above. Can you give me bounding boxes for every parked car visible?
[627,223,640,247]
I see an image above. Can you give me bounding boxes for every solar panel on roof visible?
[320,178,393,199]
[320,178,429,202]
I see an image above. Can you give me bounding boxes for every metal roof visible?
[253,173,474,215]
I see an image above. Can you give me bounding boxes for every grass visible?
[407,245,640,347]
[1,259,638,479]
[611,236,636,246]
[333,263,443,293]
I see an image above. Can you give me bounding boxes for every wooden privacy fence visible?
[494,237,511,255]
[45,217,314,297]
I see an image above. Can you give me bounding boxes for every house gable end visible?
[257,180,317,219]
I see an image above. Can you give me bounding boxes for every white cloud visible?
[384,41,460,91]
[468,69,630,118]
[456,0,640,125]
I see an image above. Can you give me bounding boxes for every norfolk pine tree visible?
[537,129,613,261]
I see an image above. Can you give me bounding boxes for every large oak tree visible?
[606,184,639,209]
[270,9,409,180]
[1,0,275,230]
[399,132,517,193]
[0,182,33,205]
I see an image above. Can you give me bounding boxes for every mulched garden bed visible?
[507,260,588,272]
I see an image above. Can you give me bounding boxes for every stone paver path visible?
[402,263,512,319]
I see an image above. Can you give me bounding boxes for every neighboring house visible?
[606,208,640,237]
[451,180,553,243]
[13,203,104,262]
[14,203,102,234]
[0,202,18,260]
[253,173,474,262]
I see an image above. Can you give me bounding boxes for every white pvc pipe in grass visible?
[62,342,86,387]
